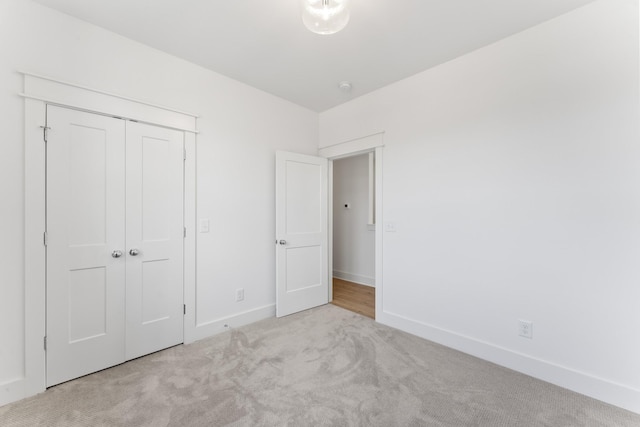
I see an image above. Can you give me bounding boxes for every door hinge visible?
[44,336,47,351]
[43,231,48,246]
[183,304,186,315]
[40,126,50,143]
[184,227,187,238]
[183,148,187,161]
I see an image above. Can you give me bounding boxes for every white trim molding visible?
[320,134,384,325]
[183,132,198,345]
[0,98,48,407]
[19,71,198,133]
[333,270,375,287]
[377,311,640,414]
[318,132,384,159]
[189,305,276,343]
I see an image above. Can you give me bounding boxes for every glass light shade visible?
[301,0,350,35]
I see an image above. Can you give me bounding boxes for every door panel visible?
[67,125,107,246]
[46,106,126,386]
[141,260,171,324]
[67,267,108,343]
[276,151,328,317]
[285,161,323,234]
[125,121,184,360]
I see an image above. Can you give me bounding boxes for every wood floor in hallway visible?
[331,278,375,319]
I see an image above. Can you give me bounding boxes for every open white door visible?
[275,151,328,317]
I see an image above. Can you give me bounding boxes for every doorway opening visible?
[275,133,383,320]
[330,152,376,319]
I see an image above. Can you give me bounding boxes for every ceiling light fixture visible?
[338,81,352,93]
[301,0,350,35]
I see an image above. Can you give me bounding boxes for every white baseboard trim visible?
[377,310,640,415]
[187,304,276,344]
[2,305,275,408]
[0,377,44,408]
[333,270,375,287]
[1,377,24,407]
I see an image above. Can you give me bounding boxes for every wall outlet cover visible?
[384,222,397,232]
[518,319,533,339]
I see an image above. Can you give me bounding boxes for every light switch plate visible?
[199,219,210,233]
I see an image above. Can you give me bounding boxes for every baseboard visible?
[333,270,375,287]
[0,377,24,407]
[186,304,276,344]
[0,377,44,408]
[377,310,640,415]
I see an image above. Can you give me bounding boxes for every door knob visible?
[278,240,287,245]
[112,250,123,258]
[129,248,140,256]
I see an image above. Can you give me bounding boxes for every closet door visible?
[46,106,126,386]
[125,121,184,360]
[47,107,185,386]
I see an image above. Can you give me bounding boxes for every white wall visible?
[0,0,317,405]
[320,0,640,413]
[333,154,375,286]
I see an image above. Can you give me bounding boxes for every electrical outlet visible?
[236,288,244,302]
[518,319,533,339]
[384,221,397,232]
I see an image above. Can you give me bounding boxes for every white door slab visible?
[275,151,328,317]
[125,121,184,360]
[46,106,126,386]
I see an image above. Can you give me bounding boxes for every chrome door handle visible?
[278,240,286,245]
[112,250,123,258]
[129,248,140,256]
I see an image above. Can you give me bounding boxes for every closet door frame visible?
[20,72,198,403]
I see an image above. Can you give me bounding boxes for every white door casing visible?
[275,151,328,317]
[318,133,385,320]
[46,106,127,386]
[46,106,185,386]
[125,121,184,360]
[15,72,197,407]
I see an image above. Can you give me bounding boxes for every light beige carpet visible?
[1,304,639,426]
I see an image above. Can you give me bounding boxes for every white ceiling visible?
[33,0,596,112]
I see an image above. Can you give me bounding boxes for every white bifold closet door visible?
[46,106,184,387]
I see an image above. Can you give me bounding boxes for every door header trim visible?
[318,132,384,160]
[18,71,199,134]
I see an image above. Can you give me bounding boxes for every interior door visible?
[46,106,126,386]
[125,121,184,360]
[275,151,328,317]
[47,107,185,385]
